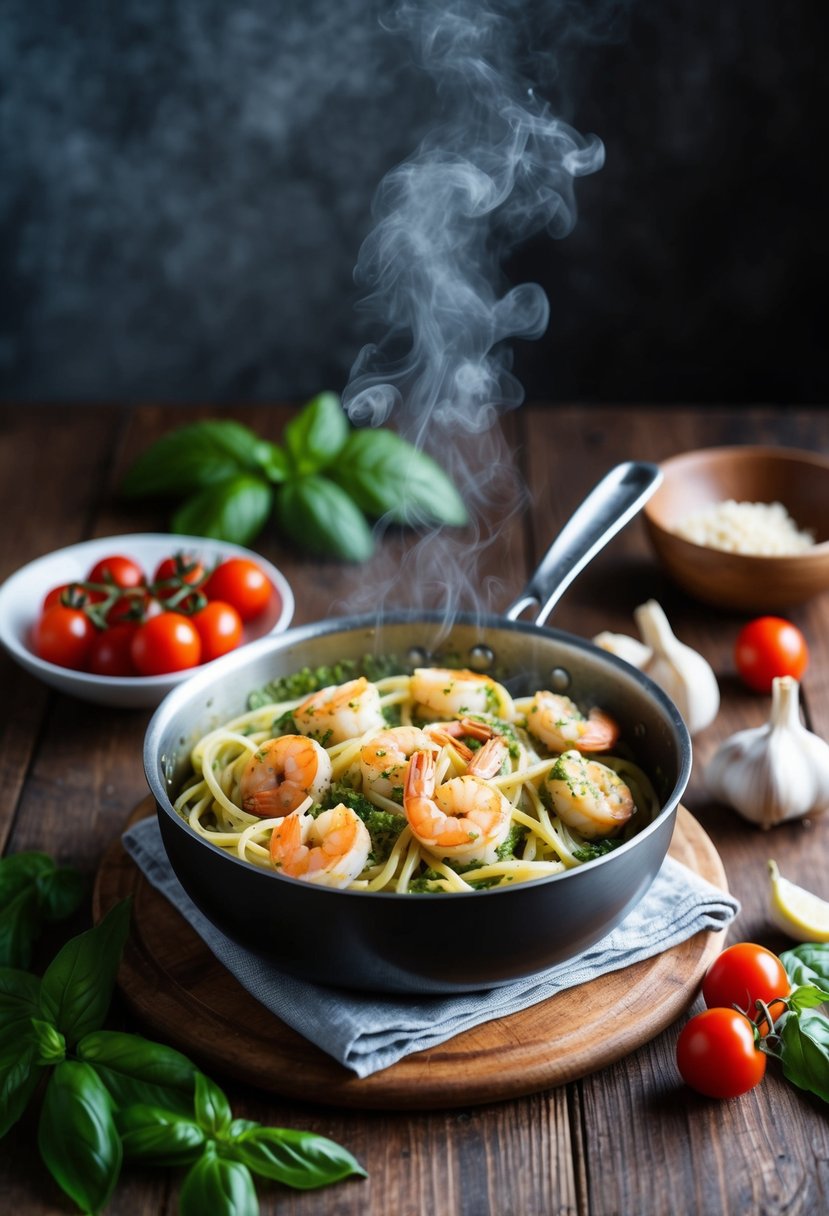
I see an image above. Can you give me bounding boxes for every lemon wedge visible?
[768,860,829,942]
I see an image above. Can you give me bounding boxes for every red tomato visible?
[676,1008,766,1099]
[42,582,96,611]
[734,617,809,693]
[191,601,243,663]
[86,554,146,590]
[33,605,96,670]
[105,593,144,626]
[153,553,206,587]
[203,558,273,622]
[152,554,206,614]
[88,624,139,677]
[702,943,790,1018]
[131,612,202,676]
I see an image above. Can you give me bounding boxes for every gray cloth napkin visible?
[122,817,739,1079]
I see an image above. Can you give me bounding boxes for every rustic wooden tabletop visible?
[1,401,827,1215]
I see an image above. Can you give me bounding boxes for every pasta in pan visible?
[173,666,660,893]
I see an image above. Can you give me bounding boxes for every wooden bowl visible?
[643,446,829,612]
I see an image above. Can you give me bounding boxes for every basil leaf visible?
[228,1117,260,1137]
[330,428,468,526]
[194,1071,232,1138]
[78,1030,196,1117]
[232,1125,367,1189]
[0,1044,40,1138]
[790,983,829,1013]
[121,420,265,498]
[31,1018,66,1065]
[39,900,131,1048]
[0,968,42,1065]
[0,854,55,970]
[172,475,273,547]
[180,1146,259,1216]
[781,943,829,991]
[38,1061,122,1215]
[0,969,44,1134]
[284,392,349,475]
[275,476,375,561]
[0,967,41,1021]
[37,867,86,923]
[0,855,85,968]
[0,852,54,902]
[118,1104,205,1165]
[0,886,39,969]
[255,441,290,484]
[779,1009,829,1104]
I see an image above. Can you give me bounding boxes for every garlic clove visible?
[592,631,653,669]
[705,676,829,830]
[633,599,720,735]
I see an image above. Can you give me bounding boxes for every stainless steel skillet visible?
[144,462,692,993]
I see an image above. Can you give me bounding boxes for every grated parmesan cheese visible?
[673,499,815,555]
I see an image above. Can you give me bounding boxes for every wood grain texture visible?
[2,402,828,1216]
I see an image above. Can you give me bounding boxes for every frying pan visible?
[144,462,692,994]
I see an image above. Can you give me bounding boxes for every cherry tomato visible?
[191,600,243,663]
[203,558,273,622]
[153,553,206,587]
[42,582,96,612]
[734,616,809,693]
[86,555,146,590]
[152,553,206,614]
[676,1007,766,1099]
[702,943,790,1017]
[33,605,96,670]
[88,624,139,677]
[131,612,202,676]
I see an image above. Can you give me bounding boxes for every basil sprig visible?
[121,392,468,560]
[0,897,365,1213]
[778,943,829,1104]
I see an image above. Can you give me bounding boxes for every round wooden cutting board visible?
[93,799,729,1111]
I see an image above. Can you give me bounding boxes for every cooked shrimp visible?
[269,804,371,887]
[403,749,512,863]
[411,667,511,720]
[525,691,619,753]
[360,726,435,804]
[544,750,634,839]
[424,717,504,767]
[466,735,509,779]
[294,677,386,745]
[240,735,332,818]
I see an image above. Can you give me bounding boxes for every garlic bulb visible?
[592,631,652,670]
[705,676,829,830]
[633,599,720,735]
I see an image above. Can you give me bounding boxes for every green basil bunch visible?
[0,900,365,1214]
[121,392,468,561]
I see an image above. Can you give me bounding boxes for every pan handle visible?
[504,460,662,627]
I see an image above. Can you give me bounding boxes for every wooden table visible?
[1,401,828,1215]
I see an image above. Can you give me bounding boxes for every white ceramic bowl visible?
[0,534,294,708]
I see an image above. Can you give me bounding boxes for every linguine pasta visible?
[173,670,660,893]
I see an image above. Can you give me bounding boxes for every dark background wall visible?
[1,0,826,407]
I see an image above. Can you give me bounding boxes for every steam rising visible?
[341,0,604,621]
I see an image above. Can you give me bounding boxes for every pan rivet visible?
[633,722,646,738]
[468,645,495,672]
[406,647,429,668]
[549,667,571,692]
